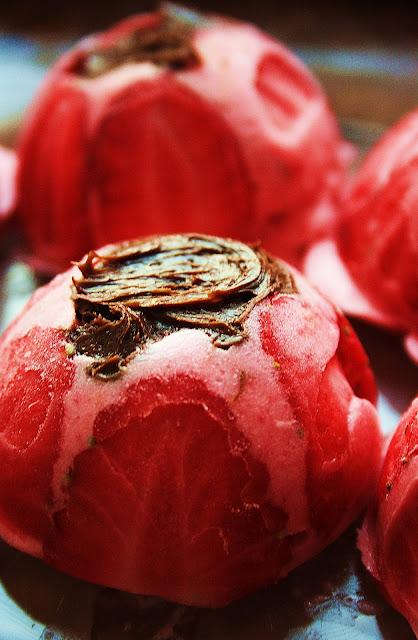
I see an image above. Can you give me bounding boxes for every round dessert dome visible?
[0,234,381,606]
[17,6,349,274]
[305,109,418,365]
[359,397,418,637]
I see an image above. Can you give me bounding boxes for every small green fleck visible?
[273,361,281,370]
[342,325,351,336]
[88,435,97,447]
[65,343,76,357]
[62,468,73,488]
[296,427,305,439]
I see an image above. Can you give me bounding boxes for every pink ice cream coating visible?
[304,239,403,330]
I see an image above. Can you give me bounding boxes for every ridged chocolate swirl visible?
[77,12,199,78]
[69,234,296,379]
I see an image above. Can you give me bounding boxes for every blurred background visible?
[1,0,418,44]
[1,1,418,148]
[0,4,417,639]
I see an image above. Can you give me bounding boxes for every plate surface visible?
[0,36,417,640]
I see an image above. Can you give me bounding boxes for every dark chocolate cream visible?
[68,234,296,378]
[77,12,199,78]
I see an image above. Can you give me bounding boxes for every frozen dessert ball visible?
[17,6,349,274]
[0,234,380,606]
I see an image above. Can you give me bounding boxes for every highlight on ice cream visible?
[0,145,16,224]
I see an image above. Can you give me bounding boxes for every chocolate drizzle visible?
[68,234,296,379]
[77,13,199,78]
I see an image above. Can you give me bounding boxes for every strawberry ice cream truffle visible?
[359,397,418,637]
[0,234,381,606]
[305,109,418,364]
[0,145,16,223]
[17,5,349,274]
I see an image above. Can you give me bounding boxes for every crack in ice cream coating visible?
[69,234,296,378]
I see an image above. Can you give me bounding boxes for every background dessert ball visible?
[17,6,349,274]
[305,109,418,364]
[359,397,418,637]
[0,234,380,606]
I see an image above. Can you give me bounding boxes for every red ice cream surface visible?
[0,145,17,222]
[339,111,418,332]
[359,398,418,638]
[304,110,418,364]
[0,236,380,607]
[17,6,349,274]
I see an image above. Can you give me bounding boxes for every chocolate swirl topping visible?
[77,13,199,79]
[68,234,296,379]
